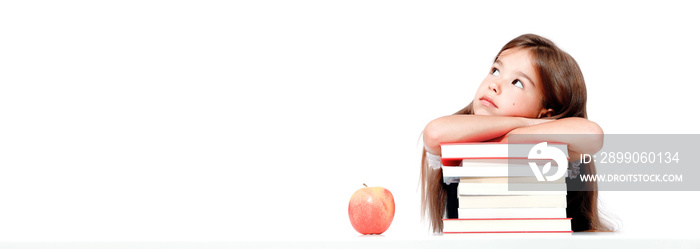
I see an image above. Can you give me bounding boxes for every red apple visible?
[348,184,395,235]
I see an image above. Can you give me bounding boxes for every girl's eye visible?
[491,68,500,76]
[512,80,524,89]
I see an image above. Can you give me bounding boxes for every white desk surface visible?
[1,232,698,249]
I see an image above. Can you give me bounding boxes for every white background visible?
[1,0,698,241]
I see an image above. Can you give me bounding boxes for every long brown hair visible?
[420,34,611,233]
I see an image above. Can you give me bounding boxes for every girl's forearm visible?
[423,115,531,154]
[506,117,604,156]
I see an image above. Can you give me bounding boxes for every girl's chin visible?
[473,109,496,116]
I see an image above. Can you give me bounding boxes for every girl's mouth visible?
[479,96,498,108]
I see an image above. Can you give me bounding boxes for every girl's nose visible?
[488,81,500,94]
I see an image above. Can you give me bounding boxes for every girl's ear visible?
[538,108,554,118]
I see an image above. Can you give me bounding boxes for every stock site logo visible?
[527,142,568,182]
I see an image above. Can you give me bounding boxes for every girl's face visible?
[473,48,549,118]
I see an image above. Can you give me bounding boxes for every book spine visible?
[443,231,573,234]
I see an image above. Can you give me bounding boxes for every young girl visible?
[420,34,611,233]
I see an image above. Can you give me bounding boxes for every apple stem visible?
[363,183,368,188]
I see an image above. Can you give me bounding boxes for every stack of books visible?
[440,142,572,234]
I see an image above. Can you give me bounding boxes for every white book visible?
[457,183,567,195]
[460,158,537,166]
[458,195,567,208]
[442,164,567,178]
[458,207,567,219]
[460,176,565,184]
[459,158,568,167]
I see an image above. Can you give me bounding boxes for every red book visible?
[442,217,572,234]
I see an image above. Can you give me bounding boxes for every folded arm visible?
[503,117,604,160]
[422,115,549,154]
[423,115,603,157]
